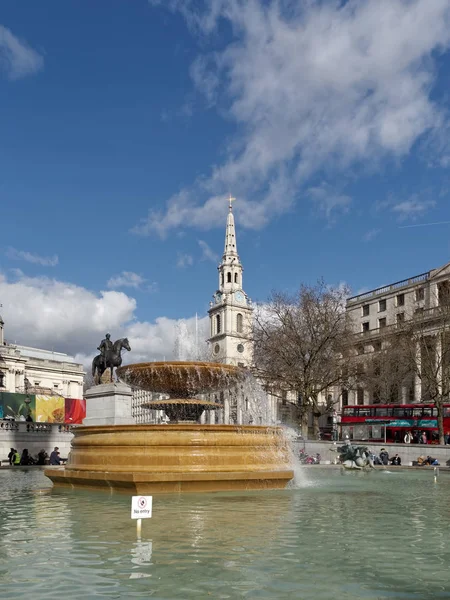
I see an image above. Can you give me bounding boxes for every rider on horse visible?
[98,333,113,365]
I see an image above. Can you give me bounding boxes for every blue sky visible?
[1,0,450,363]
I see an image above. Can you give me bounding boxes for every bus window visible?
[393,407,412,417]
[343,408,356,417]
[374,407,387,416]
[422,407,433,417]
[358,408,371,417]
[444,407,450,417]
[412,407,423,417]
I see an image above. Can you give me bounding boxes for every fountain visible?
[45,360,294,494]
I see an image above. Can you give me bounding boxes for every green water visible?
[0,467,449,599]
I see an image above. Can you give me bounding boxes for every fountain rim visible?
[116,360,246,371]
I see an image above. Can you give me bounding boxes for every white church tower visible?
[208,196,253,366]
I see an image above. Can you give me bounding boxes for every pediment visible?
[430,261,450,280]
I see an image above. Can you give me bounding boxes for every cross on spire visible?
[228,193,236,212]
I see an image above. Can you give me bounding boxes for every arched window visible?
[236,313,243,333]
[227,272,232,283]
[216,314,221,334]
[234,273,238,283]
[221,273,224,286]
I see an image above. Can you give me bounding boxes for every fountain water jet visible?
[45,361,294,494]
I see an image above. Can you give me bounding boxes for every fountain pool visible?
[1,467,449,599]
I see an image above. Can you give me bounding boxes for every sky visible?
[1,0,450,367]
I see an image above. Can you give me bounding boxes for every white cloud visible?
[6,247,58,267]
[138,0,450,237]
[107,271,147,289]
[198,239,219,262]
[0,24,44,79]
[0,271,209,369]
[391,194,436,220]
[177,252,194,268]
[362,228,381,242]
[307,183,352,221]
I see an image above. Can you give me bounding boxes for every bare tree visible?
[252,280,354,437]
[352,331,414,404]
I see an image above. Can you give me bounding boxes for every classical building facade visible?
[344,260,450,406]
[0,314,84,398]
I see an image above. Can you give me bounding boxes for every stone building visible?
[344,260,450,406]
[0,314,84,398]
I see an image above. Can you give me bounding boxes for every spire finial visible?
[228,193,236,212]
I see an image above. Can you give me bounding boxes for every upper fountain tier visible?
[116,361,246,398]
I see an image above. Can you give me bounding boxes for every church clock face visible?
[214,343,220,355]
[235,291,244,303]
[237,343,244,353]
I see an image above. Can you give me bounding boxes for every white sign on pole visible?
[131,496,153,519]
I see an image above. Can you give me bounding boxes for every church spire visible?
[223,194,240,261]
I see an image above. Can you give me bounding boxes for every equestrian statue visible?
[92,333,131,384]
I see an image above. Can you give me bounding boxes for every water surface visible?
[0,467,449,599]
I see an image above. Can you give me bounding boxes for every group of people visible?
[6,446,63,466]
[401,431,430,444]
[372,448,402,466]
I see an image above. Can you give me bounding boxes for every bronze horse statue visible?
[92,337,131,384]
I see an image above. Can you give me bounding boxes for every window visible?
[221,273,224,286]
[393,407,412,417]
[415,288,424,301]
[282,390,287,406]
[379,299,387,312]
[379,317,387,329]
[439,281,450,306]
[358,407,371,417]
[362,305,370,317]
[35,381,40,387]
[341,389,349,406]
[53,383,59,388]
[374,407,388,417]
[234,273,238,283]
[237,362,245,367]
[227,272,232,283]
[0,371,4,388]
[236,313,243,333]
[216,314,221,334]
[356,344,364,355]
[414,307,424,316]
[362,322,370,333]
[396,312,405,323]
[396,293,405,307]
[373,341,382,352]
[356,388,364,405]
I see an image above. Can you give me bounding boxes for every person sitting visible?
[7,448,15,465]
[20,449,31,465]
[379,448,389,465]
[13,450,21,466]
[36,450,48,465]
[49,447,60,465]
[390,454,401,466]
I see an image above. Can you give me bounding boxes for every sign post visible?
[131,496,152,538]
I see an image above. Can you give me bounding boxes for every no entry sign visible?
[131,496,153,519]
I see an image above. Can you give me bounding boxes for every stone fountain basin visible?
[45,424,294,494]
[116,361,245,398]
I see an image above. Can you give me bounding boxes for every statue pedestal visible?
[83,383,133,426]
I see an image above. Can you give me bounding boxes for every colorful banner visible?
[64,398,86,424]
[418,419,438,428]
[0,392,86,423]
[35,395,65,423]
[0,392,36,420]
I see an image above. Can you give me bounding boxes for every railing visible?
[0,421,75,434]
[352,306,445,340]
[348,272,430,304]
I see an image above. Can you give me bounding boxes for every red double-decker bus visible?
[340,403,450,444]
